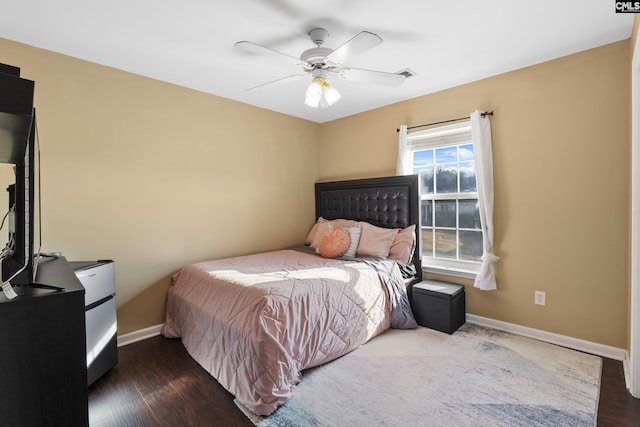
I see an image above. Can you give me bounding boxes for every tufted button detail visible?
[318,186,410,228]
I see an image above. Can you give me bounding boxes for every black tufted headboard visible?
[315,175,421,282]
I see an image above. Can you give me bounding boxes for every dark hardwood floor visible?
[89,336,253,427]
[598,358,640,426]
[89,335,640,426]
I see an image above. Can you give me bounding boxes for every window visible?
[407,122,482,276]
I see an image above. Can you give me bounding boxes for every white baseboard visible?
[117,324,164,347]
[623,352,632,390]
[467,314,627,361]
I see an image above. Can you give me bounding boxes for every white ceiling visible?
[0,1,634,123]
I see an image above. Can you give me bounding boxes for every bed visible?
[161,175,422,416]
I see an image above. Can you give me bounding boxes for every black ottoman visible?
[411,280,465,334]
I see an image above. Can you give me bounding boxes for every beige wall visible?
[0,38,320,334]
[0,37,632,349]
[319,40,631,348]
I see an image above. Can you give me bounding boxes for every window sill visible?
[422,264,478,280]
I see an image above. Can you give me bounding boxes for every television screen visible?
[1,117,35,287]
[0,65,37,298]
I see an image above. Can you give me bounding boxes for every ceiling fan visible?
[235,28,410,108]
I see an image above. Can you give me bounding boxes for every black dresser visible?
[0,256,88,426]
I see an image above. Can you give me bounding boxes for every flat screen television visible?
[0,64,39,296]
[1,115,35,286]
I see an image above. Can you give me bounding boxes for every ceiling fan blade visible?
[244,74,307,92]
[325,31,382,65]
[235,41,304,67]
[335,68,406,87]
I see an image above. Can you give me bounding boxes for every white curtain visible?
[396,125,411,175]
[471,110,499,290]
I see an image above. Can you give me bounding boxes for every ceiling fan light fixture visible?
[305,78,323,107]
[237,27,404,110]
[304,77,341,108]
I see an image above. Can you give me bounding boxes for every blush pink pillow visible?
[317,227,351,258]
[388,225,416,266]
[356,222,399,258]
[310,222,332,249]
[305,217,329,245]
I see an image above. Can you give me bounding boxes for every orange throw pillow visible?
[317,227,351,259]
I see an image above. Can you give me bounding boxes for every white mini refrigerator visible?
[70,260,118,386]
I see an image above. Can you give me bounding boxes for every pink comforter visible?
[161,249,392,415]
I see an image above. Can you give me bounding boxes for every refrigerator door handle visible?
[85,294,114,312]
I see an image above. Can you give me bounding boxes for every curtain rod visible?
[396,111,493,132]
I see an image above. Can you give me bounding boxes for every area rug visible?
[236,323,602,426]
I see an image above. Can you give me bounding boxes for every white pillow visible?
[342,226,361,257]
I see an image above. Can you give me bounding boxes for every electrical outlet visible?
[535,291,546,306]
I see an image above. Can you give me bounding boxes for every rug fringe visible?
[234,399,264,425]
